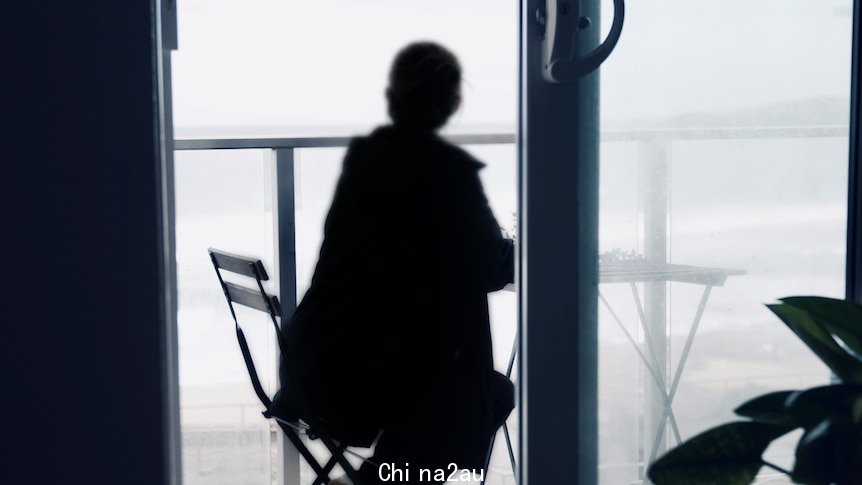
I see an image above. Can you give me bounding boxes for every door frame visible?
[155,0,182,483]
[847,0,862,302]
[518,0,601,483]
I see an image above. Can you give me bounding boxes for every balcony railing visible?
[174,123,848,485]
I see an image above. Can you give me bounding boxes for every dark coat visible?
[274,124,514,460]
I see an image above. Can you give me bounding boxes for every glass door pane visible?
[598,1,854,483]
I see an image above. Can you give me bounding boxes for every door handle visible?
[541,0,625,82]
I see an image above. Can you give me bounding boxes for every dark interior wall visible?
[2,2,169,484]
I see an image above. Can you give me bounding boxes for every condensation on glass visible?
[597,1,853,483]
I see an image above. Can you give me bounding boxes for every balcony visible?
[174,122,848,484]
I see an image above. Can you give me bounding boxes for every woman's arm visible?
[448,161,515,293]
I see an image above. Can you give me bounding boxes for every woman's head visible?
[386,42,462,131]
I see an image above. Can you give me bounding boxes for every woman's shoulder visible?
[432,134,486,171]
[346,125,486,171]
[342,125,397,162]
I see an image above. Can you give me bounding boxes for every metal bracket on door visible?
[539,0,625,82]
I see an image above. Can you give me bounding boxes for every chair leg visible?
[312,454,342,485]
[503,423,518,480]
[278,422,332,483]
[320,437,365,485]
[481,432,497,485]
[482,424,519,485]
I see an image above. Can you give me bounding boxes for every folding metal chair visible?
[208,248,368,485]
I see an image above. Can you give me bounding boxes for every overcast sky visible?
[171,0,853,135]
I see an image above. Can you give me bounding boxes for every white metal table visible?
[494,260,745,482]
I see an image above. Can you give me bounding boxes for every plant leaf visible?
[780,297,862,360]
[767,303,862,384]
[647,422,792,485]
[854,396,862,424]
[734,390,797,424]
[792,419,862,485]
[785,384,862,429]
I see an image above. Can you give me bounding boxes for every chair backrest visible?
[208,247,283,412]
[209,248,283,318]
[208,249,371,485]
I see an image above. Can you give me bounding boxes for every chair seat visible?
[269,388,379,448]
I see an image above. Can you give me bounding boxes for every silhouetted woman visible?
[273,41,515,484]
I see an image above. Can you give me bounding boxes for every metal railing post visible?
[270,148,301,485]
[639,139,670,477]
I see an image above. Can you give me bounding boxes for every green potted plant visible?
[647,297,862,485]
